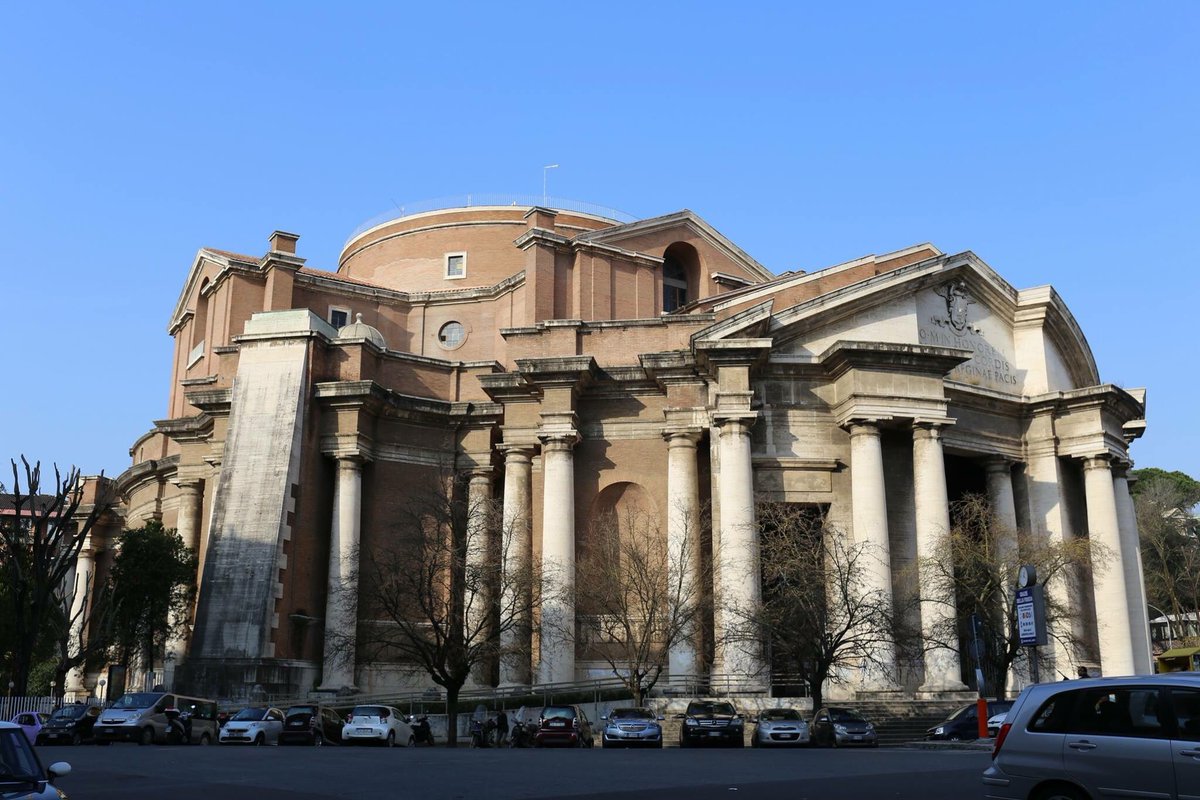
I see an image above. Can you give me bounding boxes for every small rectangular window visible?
[329,307,350,329]
[445,252,466,279]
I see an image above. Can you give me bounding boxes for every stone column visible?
[499,445,534,685]
[913,423,967,693]
[713,415,763,685]
[64,538,96,696]
[320,456,364,691]
[538,433,578,685]
[984,457,1023,690]
[164,478,204,687]
[465,467,493,684]
[848,420,897,690]
[664,428,703,685]
[1083,454,1135,676]
[1113,464,1153,674]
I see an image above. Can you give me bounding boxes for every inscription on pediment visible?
[919,281,1019,391]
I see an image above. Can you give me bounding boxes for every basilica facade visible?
[72,200,1150,700]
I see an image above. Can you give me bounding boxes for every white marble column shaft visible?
[64,542,96,695]
[848,421,897,689]
[539,435,577,685]
[165,479,204,687]
[499,446,534,685]
[465,469,494,639]
[714,417,763,685]
[984,458,1023,691]
[665,429,703,684]
[1083,455,1135,676]
[1113,467,1153,674]
[320,457,363,690]
[913,424,966,693]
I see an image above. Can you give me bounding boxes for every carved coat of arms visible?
[932,280,979,334]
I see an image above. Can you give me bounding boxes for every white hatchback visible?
[341,705,413,747]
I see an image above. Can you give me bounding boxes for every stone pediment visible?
[705,252,1099,396]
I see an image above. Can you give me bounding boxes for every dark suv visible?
[678,700,744,748]
[534,705,594,748]
[279,704,344,746]
[925,699,1012,741]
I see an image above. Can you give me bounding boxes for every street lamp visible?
[1147,603,1175,649]
[542,164,559,206]
[98,678,106,706]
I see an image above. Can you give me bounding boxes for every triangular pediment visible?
[757,252,1099,395]
[168,248,261,333]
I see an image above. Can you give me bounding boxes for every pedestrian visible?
[495,710,509,744]
[1077,666,1089,679]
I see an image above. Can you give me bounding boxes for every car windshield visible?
[829,709,866,723]
[286,705,317,717]
[0,729,43,783]
[610,708,654,720]
[761,709,801,721]
[50,705,87,721]
[687,702,736,716]
[232,707,268,722]
[542,707,576,720]
[110,693,162,710]
[947,704,976,720]
[351,706,389,719]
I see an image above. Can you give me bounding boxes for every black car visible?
[811,707,878,747]
[36,704,101,746]
[279,704,344,746]
[925,700,1012,741]
[678,700,744,748]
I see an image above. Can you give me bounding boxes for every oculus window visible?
[438,321,466,350]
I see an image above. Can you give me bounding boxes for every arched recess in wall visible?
[579,482,661,613]
[662,242,701,313]
[192,278,211,353]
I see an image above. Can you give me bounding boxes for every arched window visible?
[663,257,688,312]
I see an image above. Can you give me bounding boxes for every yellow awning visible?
[1157,646,1200,659]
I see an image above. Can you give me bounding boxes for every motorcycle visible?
[469,717,496,748]
[164,707,193,745]
[410,715,435,746]
[509,719,538,748]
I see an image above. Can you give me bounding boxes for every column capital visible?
[334,453,367,470]
[662,427,704,447]
[1082,453,1114,472]
[1109,458,1133,479]
[712,411,757,436]
[171,476,204,492]
[983,455,1015,475]
[498,442,535,462]
[538,431,579,452]
[847,419,882,438]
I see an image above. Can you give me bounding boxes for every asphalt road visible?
[40,742,990,800]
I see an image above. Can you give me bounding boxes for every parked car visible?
[9,713,48,745]
[0,720,72,799]
[986,710,1008,738]
[984,674,1200,800]
[599,707,663,748]
[752,708,810,747]
[280,704,343,746]
[811,707,877,747]
[534,705,594,748]
[678,700,745,748]
[36,704,100,745]
[926,700,1013,741]
[218,707,285,746]
[341,705,413,747]
[93,692,217,745]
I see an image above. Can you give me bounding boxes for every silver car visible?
[0,721,71,800]
[984,673,1200,800]
[219,706,285,745]
[752,708,810,747]
[600,707,663,748]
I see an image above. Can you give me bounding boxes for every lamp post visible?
[1147,603,1175,649]
[98,678,106,706]
[50,680,56,707]
[542,164,559,206]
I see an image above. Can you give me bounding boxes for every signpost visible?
[1016,565,1048,684]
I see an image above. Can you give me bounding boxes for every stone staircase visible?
[835,700,965,747]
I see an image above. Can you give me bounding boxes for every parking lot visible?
[41,741,990,800]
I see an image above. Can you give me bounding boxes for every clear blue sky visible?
[1,2,1197,481]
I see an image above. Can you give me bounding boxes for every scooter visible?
[509,719,538,748]
[411,715,435,746]
[164,708,192,745]
[469,717,496,748]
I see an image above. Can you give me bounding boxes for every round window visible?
[438,321,466,350]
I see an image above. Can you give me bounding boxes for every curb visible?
[903,740,993,751]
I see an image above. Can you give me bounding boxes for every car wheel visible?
[654,740,662,749]
[830,736,839,749]
[139,727,154,746]
[386,731,395,748]
[1032,783,1088,800]
[254,734,265,746]
[731,736,744,748]
[313,733,323,747]
[751,735,760,748]
[199,733,211,745]
[71,733,82,746]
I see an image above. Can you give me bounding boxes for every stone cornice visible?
[154,413,215,445]
[513,227,571,251]
[515,355,599,392]
[114,454,180,499]
[296,267,525,306]
[185,388,233,415]
[819,340,972,379]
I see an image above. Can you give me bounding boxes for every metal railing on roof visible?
[344,194,638,248]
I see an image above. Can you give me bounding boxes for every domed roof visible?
[336,313,386,349]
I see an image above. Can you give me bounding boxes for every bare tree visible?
[921,493,1098,696]
[752,502,910,709]
[573,505,708,706]
[0,458,113,695]
[329,473,540,746]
